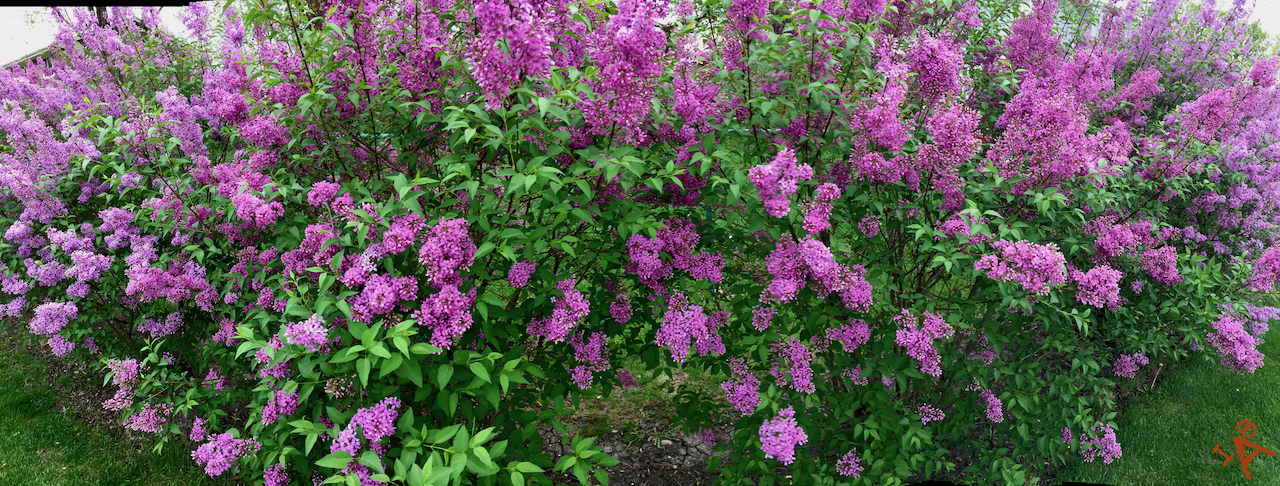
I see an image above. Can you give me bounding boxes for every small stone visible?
[660,439,673,446]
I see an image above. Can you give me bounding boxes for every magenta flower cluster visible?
[722,357,760,414]
[655,293,724,363]
[770,336,814,394]
[801,183,841,234]
[836,449,863,477]
[1206,313,1265,374]
[749,147,813,218]
[332,397,402,458]
[137,312,183,338]
[980,389,1003,423]
[766,237,873,311]
[192,432,260,477]
[508,261,535,288]
[527,278,589,344]
[261,388,298,425]
[569,332,610,389]
[975,240,1067,295]
[626,218,724,288]
[827,319,870,352]
[759,406,808,464]
[918,404,945,424]
[1112,352,1148,378]
[284,313,329,352]
[1070,265,1125,310]
[1081,423,1122,464]
[894,309,954,377]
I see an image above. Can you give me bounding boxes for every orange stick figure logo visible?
[1215,419,1277,479]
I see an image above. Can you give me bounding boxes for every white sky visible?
[0,2,1279,66]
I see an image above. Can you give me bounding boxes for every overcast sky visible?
[1,2,1279,66]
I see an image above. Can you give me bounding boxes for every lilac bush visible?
[0,0,1276,485]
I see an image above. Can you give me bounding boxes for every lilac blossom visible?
[508,261,535,288]
[974,240,1067,295]
[1207,313,1265,374]
[527,278,588,344]
[759,406,807,464]
[836,449,863,477]
[894,309,954,377]
[285,313,329,351]
[918,404,945,424]
[1081,423,1122,464]
[722,357,760,414]
[749,147,813,218]
[770,336,814,394]
[192,432,260,477]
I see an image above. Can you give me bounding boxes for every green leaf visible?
[514,462,544,474]
[357,358,371,387]
[436,365,454,390]
[511,471,525,486]
[316,451,354,469]
[470,362,491,383]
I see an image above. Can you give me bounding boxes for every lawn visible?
[1053,334,1280,486]
[0,331,231,486]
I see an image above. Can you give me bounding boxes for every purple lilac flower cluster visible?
[1207,313,1265,374]
[626,218,724,288]
[758,406,808,464]
[1070,264,1125,309]
[766,237,873,311]
[261,388,298,425]
[104,358,140,411]
[527,278,589,344]
[980,389,1004,423]
[609,295,632,324]
[827,319,870,352]
[836,449,863,477]
[263,463,288,486]
[124,402,172,432]
[418,218,475,289]
[415,284,478,350]
[617,369,639,388]
[655,293,724,363]
[974,240,1067,295]
[332,397,402,458]
[801,183,841,234]
[770,336,815,394]
[858,214,881,238]
[749,147,814,218]
[1142,246,1182,285]
[137,312,183,338]
[349,273,417,323]
[255,337,291,380]
[285,313,329,352]
[721,357,760,414]
[1112,352,1148,378]
[751,305,775,331]
[508,261,535,288]
[569,332,610,389]
[47,335,75,356]
[192,432,260,477]
[29,301,76,335]
[894,309,954,377]
[843,366,869,386]
[1081,423,1122,464]
[918,404,945,424]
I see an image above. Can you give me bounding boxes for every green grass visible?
[1054,335,1280,486]
[0,333,231,486]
